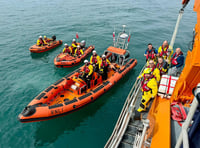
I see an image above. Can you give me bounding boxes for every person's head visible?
[72,39,76,43]
[148,43,153,50]
[77,45,80,49]
[162,40,168,48]
[148,59,155,68]
[39,36,42,39]
[102,54,106,60]
[84,59,89,65]
[143,68,152,78]
[64,43,68,47]
[80,40,86,47]
[44,36,47,39]
[92,50,97,56]
[176,48,181,54]
[158,56,164,64]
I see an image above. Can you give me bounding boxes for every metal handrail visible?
[105,64,146,148]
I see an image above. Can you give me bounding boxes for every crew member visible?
[144,43,158,62]
[137,68,158,112]
[99,54,111,80]
[63,43,71,54]
[168,48,184,76]
[36,36,45,46]
[75,45,83,56]
[80,40,86,50]
[158,40,173,62]
[90,50,100,72]
[137,59,160,83]
[43,35,52,44]
[70,39,77,56]
[81,60,93,88]
[156,56,168,76]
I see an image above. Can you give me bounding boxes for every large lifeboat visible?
[105,1,200,148]
[18,26,137,123]
[29,40,62,53]
[54,45,95,68]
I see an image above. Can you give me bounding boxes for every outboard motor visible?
[52,35,56,41]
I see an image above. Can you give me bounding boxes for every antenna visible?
[122,25,126,32]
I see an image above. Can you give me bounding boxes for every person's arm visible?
[88,65,93,76]
[176,56,184,68]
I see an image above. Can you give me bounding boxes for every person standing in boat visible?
[81,60,93,88]
[158,40,173,62]
[37,36,46,46]
[156,56,169,76]
[99,54,111,80]
[168,48,184,76]
[137,68,158,112]
[71,39,77,56]
[75,45,83,56]
[144,43,158,62]
[137,59,160,83]
[90,50,101,72]
[63,43,71,54]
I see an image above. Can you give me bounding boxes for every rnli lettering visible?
[51,108,64,115]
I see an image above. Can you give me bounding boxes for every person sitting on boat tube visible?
[43,35,52,44]
[90,50,101,72]
[63,43,71,54]
[137,59,160,83]
[158,40,173,63]
[99,54,111,80]
[168,48,184,76]
[156,56,169,76]
[75,45,83,56]
[37,36,46,46]
[137,68,158,112]
[144,43,158,62]
[81,60,93,88]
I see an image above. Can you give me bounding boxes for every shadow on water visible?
[33,68,137,147]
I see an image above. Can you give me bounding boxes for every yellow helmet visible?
[143,68,151,74]
[44,36,47,38]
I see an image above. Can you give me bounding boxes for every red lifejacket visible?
[159,45,169,57]
[92,56,98,64]
[147,65,155,74]
[101,60,108,67]
[146,49,156,60]
[76,49,81,55]
[83,64,90,73]
[141,76,154,92]
[171,52,182,65]
[44,39,50,43]
[64,48,70,53]
[40,39,44,44]
[156,63,165,75]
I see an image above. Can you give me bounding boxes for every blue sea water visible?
[0,0,196,147]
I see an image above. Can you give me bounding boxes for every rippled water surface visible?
[0,0,196,147]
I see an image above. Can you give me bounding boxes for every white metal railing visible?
[105,64,146,148]
[175,83,200,148]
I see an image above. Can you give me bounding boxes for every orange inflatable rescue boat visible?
[18,46,137,123]
[29,38,62,53]
[54,45,95,67]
